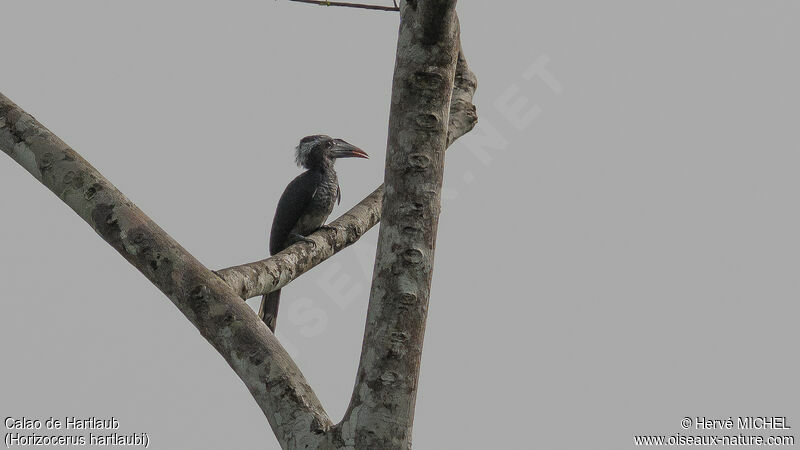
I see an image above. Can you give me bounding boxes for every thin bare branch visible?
[288,0,399,12]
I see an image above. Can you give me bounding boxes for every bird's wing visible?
[269,171,320,255]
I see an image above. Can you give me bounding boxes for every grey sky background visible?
[2,2,798,449]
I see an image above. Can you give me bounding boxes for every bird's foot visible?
[319,224,337,233]
[288,233,317,248]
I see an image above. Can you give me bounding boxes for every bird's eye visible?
[327,141,334,148]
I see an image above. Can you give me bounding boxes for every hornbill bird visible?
[259,135,369,332]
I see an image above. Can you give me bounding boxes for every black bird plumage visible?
[259,135,368,332]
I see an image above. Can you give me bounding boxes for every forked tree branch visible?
[216,47,476,300]
[0,94,330,449]
[2,1,475,447]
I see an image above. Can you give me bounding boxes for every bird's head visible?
[295,135,369,169]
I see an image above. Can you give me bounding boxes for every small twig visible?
[287,0,399,12]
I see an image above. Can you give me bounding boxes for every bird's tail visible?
[259,289,281,333]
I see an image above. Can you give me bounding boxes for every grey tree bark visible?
[1,1,474,448]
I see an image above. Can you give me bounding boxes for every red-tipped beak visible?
[331,139,369,159]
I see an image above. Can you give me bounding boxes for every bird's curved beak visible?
[330,139,369,159]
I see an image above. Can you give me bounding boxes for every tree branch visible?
[216,43,476,300]
[0,93,330,449]
[288,0,400,12]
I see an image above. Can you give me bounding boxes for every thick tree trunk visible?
[333,1,461,448]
